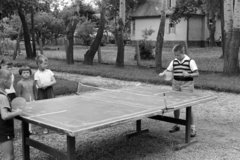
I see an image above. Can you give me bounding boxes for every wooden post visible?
[135,41,141,66]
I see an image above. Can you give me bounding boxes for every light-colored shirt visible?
[34,69,54,88]
[5,74,16,94]
[167,55,198,72]
[0,89,10,111]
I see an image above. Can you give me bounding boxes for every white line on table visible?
[27,110,68,118]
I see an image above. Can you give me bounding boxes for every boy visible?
[0,69,23,160]
[34,55,56,134]
[159,44,199,137]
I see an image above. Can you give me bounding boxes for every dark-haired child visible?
[17,65,37,134]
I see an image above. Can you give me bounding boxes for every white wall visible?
[189,16,204,41]
[131,16,222,42]
[131,17,187,41]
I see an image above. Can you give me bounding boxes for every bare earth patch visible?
[2,69,240,159]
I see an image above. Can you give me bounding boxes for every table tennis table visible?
[17,86,217,160]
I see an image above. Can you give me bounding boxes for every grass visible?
[1,45,240,159]
[14,45,240,94]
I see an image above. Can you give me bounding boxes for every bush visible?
[139,40,155,60]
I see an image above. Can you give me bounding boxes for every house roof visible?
[130,0,204,18]
[130,0,162,18]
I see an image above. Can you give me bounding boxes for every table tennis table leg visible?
[176,106,197,150]
[22,121,30,160]
[67,136,76,160]
[185,107,191,143]
[127,120,149,138]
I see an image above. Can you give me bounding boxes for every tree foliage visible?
[34,12,65,46]
[170,0,201,24]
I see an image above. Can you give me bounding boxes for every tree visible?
[61,5,81,64]
[223,0,240,74]
[1,0,50,59]
[84,3,106,65]
[105,0,146,45]
[201,0,221,47]
[155,0,166,73]
[170,0,201,47]
[75,20,96,46]
[219,0,225,58]
[115,18,124,67]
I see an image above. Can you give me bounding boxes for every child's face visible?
[1,64,13,71]
[174,51,185,61]
[4,76,12,89]
[39,60,48,70]
[22,71,31,79]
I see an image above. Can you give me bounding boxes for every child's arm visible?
[1,107,22,120]
[41,75,56,89]
[33,80,38,100]
[182,70,199,77]
[16,82,22,97]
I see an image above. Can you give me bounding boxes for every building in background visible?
[130,0,221,47]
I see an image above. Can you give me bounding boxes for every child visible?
[17,65,37,134]
[0,69,23,160]
[159,44,199,137]
[34,55,56,134]
[0,57,16,101]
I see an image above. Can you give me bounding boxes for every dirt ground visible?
[53,72,240,160]
[1,69,240,160]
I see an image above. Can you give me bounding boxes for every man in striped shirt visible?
[159,44,199,137]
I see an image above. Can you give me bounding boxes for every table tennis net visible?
[76,82,100,95]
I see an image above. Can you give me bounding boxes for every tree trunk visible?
[223,0,240,74]
[219,0,225,58]
[65,18,79,64]
[185,16,189,55]
[13,25,23,60]
[114,28,118,45]
[116,18,125,67]
[97,46,102,63]
[39,38,44,55]
[84,6,106,65]
[135,41,141,66]
[31,9,36,58]
[155,0,166,73]
[18,9,33,59]
[223,28,240,74]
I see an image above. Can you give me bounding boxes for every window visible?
[166,0,176,8]
[165,19,176,34]
[169,23,176,33]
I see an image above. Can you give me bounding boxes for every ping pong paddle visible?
[163,71,173,81]
[11,97,26,110]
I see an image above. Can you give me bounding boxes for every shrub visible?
[137,27,155,60]
[138,40,155,60]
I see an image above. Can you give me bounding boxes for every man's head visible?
[0,69,12,89]
[172,44,185,61]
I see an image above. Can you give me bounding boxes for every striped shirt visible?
[167,55,198,81]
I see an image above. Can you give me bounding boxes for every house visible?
[130,0,221,47]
